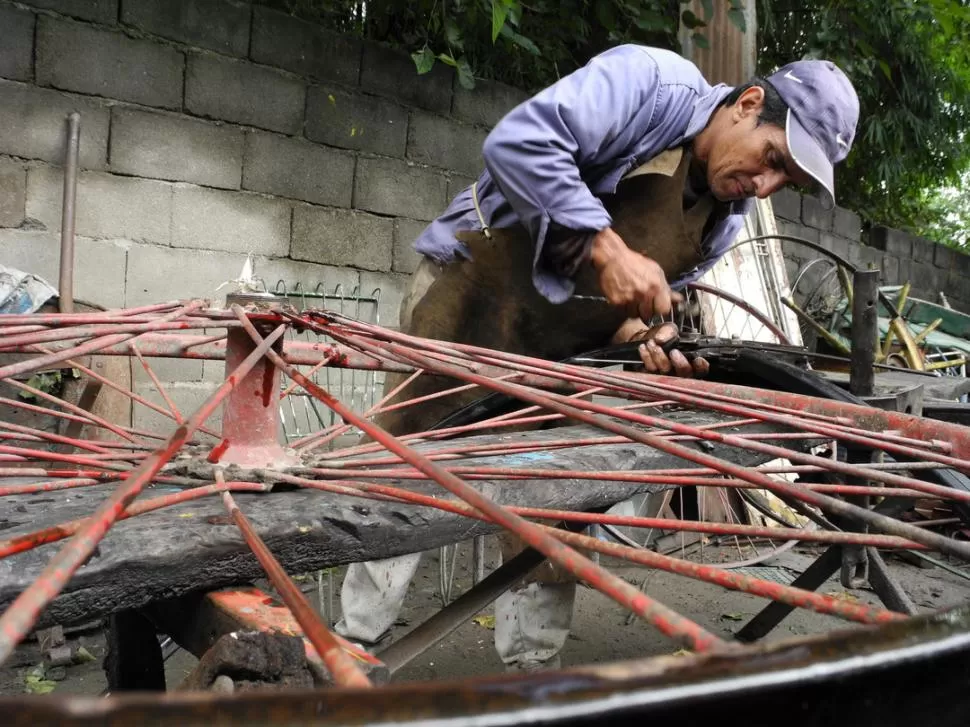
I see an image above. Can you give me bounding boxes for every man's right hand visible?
[590,227,681,322]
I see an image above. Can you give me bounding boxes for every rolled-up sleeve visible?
[481,45,664,302]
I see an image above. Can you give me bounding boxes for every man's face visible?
[705,87,814,202]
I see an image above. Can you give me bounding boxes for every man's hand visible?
[612,319,709,378]
[590,228,682,322]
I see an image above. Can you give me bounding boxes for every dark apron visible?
[376,147,714,437]
[374,147,716,584]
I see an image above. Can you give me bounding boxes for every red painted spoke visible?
[0,480,266,559]
[313,322,970,561]
[233,306,728,653]
[129,342,184,424]
[221,486,373,688]
[0,323,287,664]
[273,474,908,625]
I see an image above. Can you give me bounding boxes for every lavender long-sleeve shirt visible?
[413,44,751,303]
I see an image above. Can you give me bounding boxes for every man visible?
[336,44,859,670]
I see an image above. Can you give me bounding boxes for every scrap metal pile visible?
[0,294,969,723]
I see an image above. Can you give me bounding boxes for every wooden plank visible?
[0,414,814,627]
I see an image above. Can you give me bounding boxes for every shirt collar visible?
[684,83,735,140]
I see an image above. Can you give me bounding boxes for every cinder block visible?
[250,6,361,86]
[776,219,819,245]
[769,188,801,222]
[911,237,936,264]
[881,255,900,285]
[407,111,486,177]
[133,381,221,435]
[0,158,26,227]
[253,256,359,302]
[185,54,305,135]
[0,5,35,82]
[121,0,251,57]
[946,268,970,301]
[360,42,452,115]
[359,270,409,329]
[819,233,849,263]
[26,166,173,244]
[0,80,110,169]
[305,86,408,157]
[934,244,955,271]
[446,173,475,203]
[877,227,912,259]
[291,205,392,272]
[452,77,527,128]
[111,107,244,189]
[0,230,127,308]
[19,0,117,23]
[37,17,184,109]
[125,240,250,306]
[911,261,943,297]
[832,206,861,241]
[171,184,290,255]
[956,250,970,276]
[896,256,913,288]
[392,218,427,274]
[801,194,833,231]
[130,356,204,386]
[354,157,446,221]
[857,244,883,273]
[243,131,354,207]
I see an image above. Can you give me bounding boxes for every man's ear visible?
[734,86,766,121]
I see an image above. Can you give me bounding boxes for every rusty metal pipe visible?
[58,112,80,315]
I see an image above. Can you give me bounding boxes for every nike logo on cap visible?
[784,70,803,84]
[836,133,849,148]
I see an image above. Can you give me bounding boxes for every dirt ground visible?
[2,539,970,697]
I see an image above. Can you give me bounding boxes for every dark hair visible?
[721,78,789,127]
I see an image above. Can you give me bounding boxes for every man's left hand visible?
[613,320,709,378]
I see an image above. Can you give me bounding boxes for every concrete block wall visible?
[0,0,528,428]
[771,188,970,314]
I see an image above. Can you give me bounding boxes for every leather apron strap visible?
[375,148,717,436]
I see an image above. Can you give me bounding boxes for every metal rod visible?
[0,322,286,664]
[220,489,373,688]
[327,325,970,560]
[275,474,927,563]
[58,112,80,315]
[0,481,266,559]
[232,307,727,653]
[379,547,545,674]
[850,269,879,397]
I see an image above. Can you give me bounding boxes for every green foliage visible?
[263,0,968,247]
[262,1,747,92]
[757,0,970,249]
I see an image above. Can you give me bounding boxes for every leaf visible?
[457,57,476,90]
[879,60,893,81]
[636,12,671,32]
[74,646,96,664]
[727,8,747,33]
[691,31,710,49]
[500,25,540,55]
[444,18,463,50]
[24,665,56,695]
[491,0,510,44]
[700,0,714,21]
[472,614,496,629]
[411,47,435,75]
[436,53,458,68]
[681,9,706,30]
